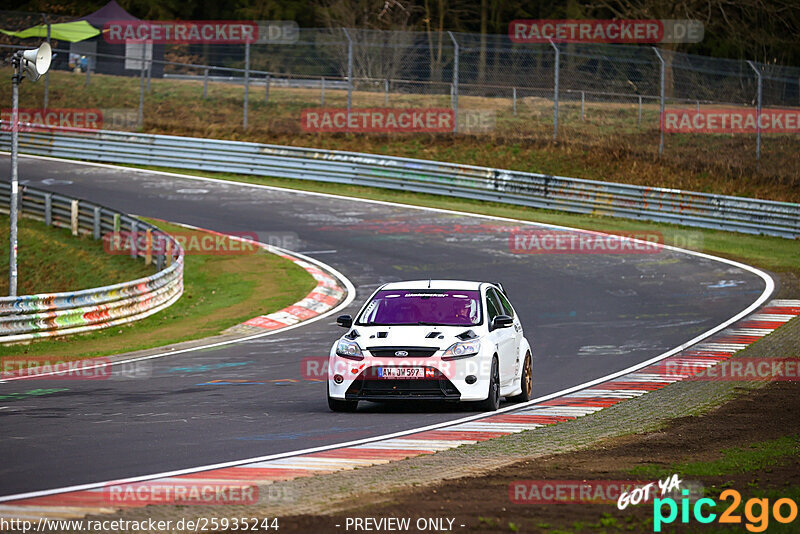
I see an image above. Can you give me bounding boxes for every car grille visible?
[346,369,460,400]
[367,346,438,358]
[350,380,460,399]
[345,367,461,400]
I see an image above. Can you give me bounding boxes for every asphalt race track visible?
[0,154,771,497]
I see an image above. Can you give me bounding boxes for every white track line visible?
[0,153,775,503]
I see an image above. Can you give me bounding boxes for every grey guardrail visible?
[164,73,350,89]
[1,127,797,238]
[0,181,184,343]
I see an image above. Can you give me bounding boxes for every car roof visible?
[379,280,486,291]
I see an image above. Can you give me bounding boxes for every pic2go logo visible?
[653,489,798,532]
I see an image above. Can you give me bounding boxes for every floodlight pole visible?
[42,14,50,110]
[9,57,22,296]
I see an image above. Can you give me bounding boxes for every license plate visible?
[377,366,425,379]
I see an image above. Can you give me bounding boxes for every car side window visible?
[485,290,502,322]
[496,290,515,318]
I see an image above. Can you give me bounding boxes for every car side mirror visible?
[491,315,514,330]
[336,314,353,328]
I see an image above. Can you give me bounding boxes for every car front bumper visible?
[327,351,492,402]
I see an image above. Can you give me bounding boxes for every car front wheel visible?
[328,382,358,412]
[477,356,500,412]
[510,352,533,403]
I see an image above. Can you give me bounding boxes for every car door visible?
[486,288,516,387]
[496,289,523,370]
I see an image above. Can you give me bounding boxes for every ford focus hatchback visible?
[327,280,533,412]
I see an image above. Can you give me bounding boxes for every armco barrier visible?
[0,181,184,343]
[1,127,798,238]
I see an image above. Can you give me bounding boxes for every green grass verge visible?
[128,165,800,275]
[0,219,317,360]
[625,436,800,534]
[630,435,800,478]
[0,214,155,295]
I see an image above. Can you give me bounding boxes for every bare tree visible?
[317,0,419,82]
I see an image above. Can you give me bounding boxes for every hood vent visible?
[425,331,443,339]
[345,329,359,340]
[456,329,478,340]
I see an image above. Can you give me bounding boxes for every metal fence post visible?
[85,54,91,86]
[747,60,762,162]
[144,228,153,265]
[138,44,145,129]
[265,73,270,103]
[652,47,666,155]
[549,40,559,140]
[638,96,642,126]
[243,41,250,129]
[203,67,209,98]
[448,31,459,133]
[130,220,138,258]
[321,76,325,105]
[93,206,101,240]
[146,56,152,92]
[155,235,165,270]
[70,200,79,236]
[384,79,389,105]
[44,193,52,226]
[512,87,517,116]
[581,91,585,121]
[343,29,353,128]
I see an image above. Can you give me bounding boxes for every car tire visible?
[510,352,533,403]
[327,382,358,412]
[477,356,500,412]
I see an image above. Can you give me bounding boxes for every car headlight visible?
[336,339,364,360]
[442,340,481,360]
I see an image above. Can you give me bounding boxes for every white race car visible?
[327,280,533,412]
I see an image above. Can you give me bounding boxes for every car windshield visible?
[357,289,482,326]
